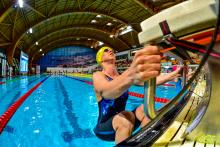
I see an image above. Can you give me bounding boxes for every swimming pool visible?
[0,76,181,147]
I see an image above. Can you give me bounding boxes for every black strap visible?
[159,20,172,35]
[159,20,194,63]
[159,20,220,59]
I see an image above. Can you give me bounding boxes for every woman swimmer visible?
[93,46,181,144]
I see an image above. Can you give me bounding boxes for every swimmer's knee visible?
[121,111,135,123]
[113,114,134,131]
[135,105,145,121]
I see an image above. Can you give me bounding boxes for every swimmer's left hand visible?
[186,71,194,81]
[168,67,182,80]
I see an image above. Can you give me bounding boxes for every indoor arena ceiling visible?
[0,0,186,64]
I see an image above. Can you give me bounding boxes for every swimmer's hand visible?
[168,67,182,80]
[127,46,161,85]
[186,71,194,81]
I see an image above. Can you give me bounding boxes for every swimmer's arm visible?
[133,75,173,86]
[135,68,181,86]
[93,70,133,99]
[156,72,179,85]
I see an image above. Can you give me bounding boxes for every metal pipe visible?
[144,78,157,119]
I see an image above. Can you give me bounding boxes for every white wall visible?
[46,64,98,73]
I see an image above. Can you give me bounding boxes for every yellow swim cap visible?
[96,46,113,65]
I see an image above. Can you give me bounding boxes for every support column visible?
[6,49,14,66]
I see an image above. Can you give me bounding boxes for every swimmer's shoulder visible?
[93,71,105,79]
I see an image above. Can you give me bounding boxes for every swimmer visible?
[93,46,181,144]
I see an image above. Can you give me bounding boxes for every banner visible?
[20,51,29,73]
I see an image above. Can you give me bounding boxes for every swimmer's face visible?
[101,48,116,62]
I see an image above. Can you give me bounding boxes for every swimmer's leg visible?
[112,111,135,144]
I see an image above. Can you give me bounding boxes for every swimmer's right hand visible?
[128,46,161,85]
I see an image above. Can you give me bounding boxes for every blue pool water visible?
[0,76,181,147]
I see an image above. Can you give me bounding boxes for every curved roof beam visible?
[7,11,138,60]
[29,36,110,57]
[27,27,130,55]
[31,39,103,62]
[0,6,13,23]
[31,36,111,53]
[30,35,115,59]
[25,24,131,54]
[133,0,155,15]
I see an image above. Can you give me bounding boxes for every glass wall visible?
[0,48,7,77]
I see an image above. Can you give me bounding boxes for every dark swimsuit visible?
[94,75,140,141]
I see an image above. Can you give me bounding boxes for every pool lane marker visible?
[65,76,170,104]
[128,92,170,103]
[0,76,50,133]
[0,76,23,85]
[163,83,175,87]
[5,75,47,109]
[65,76,175,87]
[65,76,93,85]
[0,75,37,85]
[0,82,5,85]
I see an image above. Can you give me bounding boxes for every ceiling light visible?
[106,22,112,26]
[35,42,38,45]
[132,45,137,48]
[39,49,42,52]
[109,35,114,38]
[96,15,102,18]
[76,38,80,40]
[119,29,132,35]
[98,41,104,46]
[88,38,91,40]
[29,28,32,33]
[132,50,138,53]
[113,19,117,22]
[42,54,44,56]
[119,27,125,30]
[127,25,132,29]
[91,20,97,23]
[18,0,24,8]
[118,25,133,36]
[91,46,93,48]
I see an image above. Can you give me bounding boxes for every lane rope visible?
[0,76,49,133]
[0,82,5,85]
[65,76,171,103]
[128,92,170,103]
